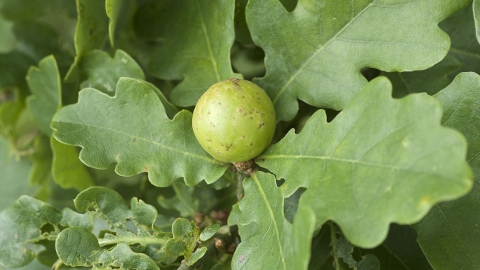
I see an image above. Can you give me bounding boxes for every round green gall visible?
[192,78,276,163]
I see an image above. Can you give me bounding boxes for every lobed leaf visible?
[105,0,131,48]
[146,0,241,107]
[56,227,160,269]
[25,55,93,191]
[0,137,35,210]
[28,136,52,188]
[247,0,470,122]
[165,218,198,258]
[66,0,108,82]
[476,0,480,43]
[11,22,59,62]
[56,187,173,267]
[412,72,480,269]
[186,246,208,266]
[441,3,480,77]
[51,136,94,191]
[59,208,93,229]
[74,186,131,226]
[257,76,472,247]
[200,224,220,241]
[26,55,61,137]
[0,196,61,268]
[382,55,461,98]
[0,16,15,53]
[158,180,198,217]
[52,77,228,186]
[0,0,61,21]
[364,224,432,270]
[55,227,103,267]
[130,197,158,229]
[0,51,34,90]
[79,49,145,94]
[358,254,380,270]
[228,172,315,270]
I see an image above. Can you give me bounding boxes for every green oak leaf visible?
[0,51,34,90]
[11,22,59,62]
[26,55,93,191]
[382,54,461,98]
[228,172,316,270]
[51,136,93,191]
[65,0,108,82]
[0,137,35,210]
[334,235,356,268]
[0,196,61,268]
[0,16,15,53]
[55,227,103,267]
[412,72,480,269]
[65,187,171,265]
[158,179,198,217]
[164,218,200,259]
[56,227,160,269]
[234,0,297,45]
[200,224,220,241]
[363,224,432,270]
[59,208,93,229]
[234,0,254,44]
[106,0,130,47]
[257,76,472,247]
[476,0,480,43]
[308,227,331,269]
[441,4,480,77]
[74,186,131,226]
[108,243,159,269]
[52,77,228,186]
[29,136,52,185]
[246,0,470,122]
[0,0,61,21]
[26,55,61,137]
[79,49,145,95]
[0,102,22,138]
[186,246,207,266]
[146,0,241,107]
[358,255,380,270]
[163,217,217,264]
[130,197,158,228]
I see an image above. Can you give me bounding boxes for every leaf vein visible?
[195,0,220,82]
[253,175,287,269]
[272,2,374,105]
[55,121,215,163]
[434,204,475,265]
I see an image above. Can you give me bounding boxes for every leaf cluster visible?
[0,0,480,270]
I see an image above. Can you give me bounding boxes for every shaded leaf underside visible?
[412,72,480,269]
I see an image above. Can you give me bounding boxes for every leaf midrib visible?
[434,204,475,266]
[272,2,374,105]
[259,154,459,181]
[450,47,480,60]
[172,182,196,215]
[53,121,217,164]
[195,0,221,82]
[252,174,287,269]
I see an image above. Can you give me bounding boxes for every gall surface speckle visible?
[192,79,276,163]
